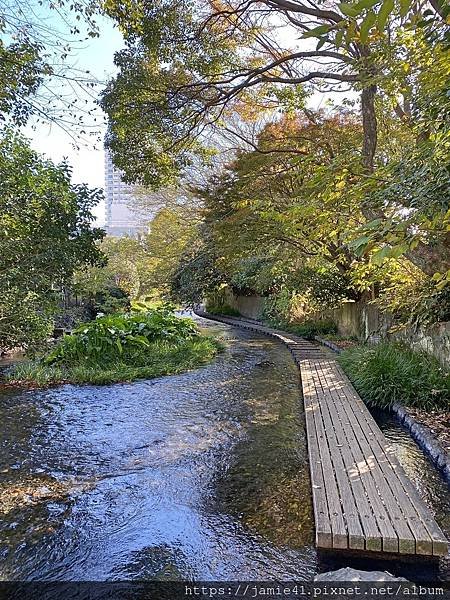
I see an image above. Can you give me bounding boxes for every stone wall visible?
[330,301,393,343]
[393,321,450,368]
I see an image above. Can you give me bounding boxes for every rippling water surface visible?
[0,318,448,581]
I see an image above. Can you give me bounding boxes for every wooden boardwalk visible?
[197,311,449,558]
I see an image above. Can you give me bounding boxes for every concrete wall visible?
[226,292,266,320]
[226,292,449,368]
[331,301,449,368]
[393,321,450,368]
[330,301,393,343]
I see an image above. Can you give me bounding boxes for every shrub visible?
[45,306,199,366]
[229,256,284,296]
[7,305,222,386]
[9,336,221,386]
[206,304,241,317]
[0,289,54,353]
[92,286,131,315]
[262,288,298,326]
[290,319,337,340]
[338,342,450,410]
[290,266,353,309]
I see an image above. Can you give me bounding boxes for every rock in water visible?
[315,567,408,581]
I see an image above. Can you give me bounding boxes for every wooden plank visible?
[330,365,429,555]
[198,312,448,558]
[302,361,365,550]
[333,366,448,556]
[317,360,418,555]
[307,367,383,552]
[309,360,395,553]
[302,364,348,549]
[333,368,439,522]
[302,386,333,548]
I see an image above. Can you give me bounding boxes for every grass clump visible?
[206,304,241,317]
[338,342,450,410]
[269,318,337,340]
[6,306,221,386]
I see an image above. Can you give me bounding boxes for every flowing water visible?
[0,318,448,582]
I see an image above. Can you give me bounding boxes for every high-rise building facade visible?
[104,151,154,237]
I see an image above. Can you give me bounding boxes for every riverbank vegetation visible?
[268,319,338,342]
[338,343,450,410]
[6,306,221,386]
[206,304,241,318]
[0,132,105,354]
[0,1,111,355]
[98,0,449,408]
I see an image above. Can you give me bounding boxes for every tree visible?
[102,0,450,276]
[170,227,225,305]
[144,205,200,295]
[0,0,104,140]
[200,111,364,279]
[0,131,104,352]
[74,235,162,308]
[192,109,438,322]
[346,27,450,277]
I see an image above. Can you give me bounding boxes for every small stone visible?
[315,568,408,582]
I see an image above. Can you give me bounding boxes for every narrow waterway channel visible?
[0,318,449,581]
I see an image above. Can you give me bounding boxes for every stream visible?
[0,318,448,582]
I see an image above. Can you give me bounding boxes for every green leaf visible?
[302,24,331,38]
[399,0,410,17]
[339,2,360,17]
[360,10,377,42]
[364,218,383,230]
[377,0,394,31]
[389,242,409,259]
[345,20,357,43]
[371,246,391,265]
[335,28,344,48]
[356,0,379,9]
[348,234,371,248]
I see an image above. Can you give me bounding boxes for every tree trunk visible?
[405,234,450,277]
[361,84,377,172]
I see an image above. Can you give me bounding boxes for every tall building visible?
[104,151,155,237]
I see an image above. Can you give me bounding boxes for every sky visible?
[24,15,124,225]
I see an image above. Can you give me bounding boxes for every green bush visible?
[267,318,337,340]
[338,342,450,410]
[229,256,283,296]
[7,306,222,386]
[92,286,131,316]
[261,288,296,326]
[289,319,337,340]
[290,266,353,308]
[9,337,221,386]
[206,304,241,317]
[45,306,199,366]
